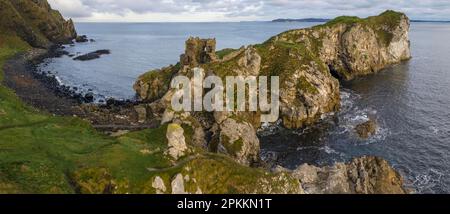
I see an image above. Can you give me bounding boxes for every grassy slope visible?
[0,35,298,194]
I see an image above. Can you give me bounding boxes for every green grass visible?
[317,10,404,46]
[216,48,237,59]
[320,16,362,27]
[0,34,30,81]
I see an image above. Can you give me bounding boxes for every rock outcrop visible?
[292,156,406,194]
[0,0,77,48]
[215,118,260,166]
[166,123,188,161]
[75,35,89,43]
[133,11,411,166]
[73,49,111,61]
[278,10,411,81]
[152,176,167,194]
[355,119,378,139]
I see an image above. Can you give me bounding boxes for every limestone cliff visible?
[0,0,77,48]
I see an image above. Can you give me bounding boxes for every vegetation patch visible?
[216,48,237,59]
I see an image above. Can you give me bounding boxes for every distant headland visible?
[272,18,450,23]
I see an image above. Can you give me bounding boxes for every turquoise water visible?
[39,22,450,193]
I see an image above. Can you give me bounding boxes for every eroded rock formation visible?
[130,11,412,194]
[292,156,406,194]
[278,10,412,81]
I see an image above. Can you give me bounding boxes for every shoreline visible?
[2,46,159,132]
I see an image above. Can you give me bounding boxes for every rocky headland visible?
[0,2,410,194]
[132,10,411,193]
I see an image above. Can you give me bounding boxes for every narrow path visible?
[94,124,159,131]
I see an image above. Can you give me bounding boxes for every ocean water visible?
[38,22,450,193]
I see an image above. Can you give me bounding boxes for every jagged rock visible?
[213,111,231,125]
[355,119,378,139]
[279,61,340,129]
[166,123,188,160]
[152,176,167,194]
[216,118,260,166]
[73,50,111,61]
[237,47,261,76]
[75,35,89,43]
[0,0,77,47]
[134,66,179,102]
[292,164,319,184]
[292,156,407,194]
[84,92,94,102]
[161,109,175,124]
[171,173,187,194]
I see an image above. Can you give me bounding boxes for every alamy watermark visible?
[170,68,280,123]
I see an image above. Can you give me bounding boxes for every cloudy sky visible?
[48,0,450,22]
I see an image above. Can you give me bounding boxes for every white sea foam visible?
[411,168,445,194]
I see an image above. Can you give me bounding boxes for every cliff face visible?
[0,0,77,48]
[276,10,411,81]
[133,11,411,167]
[290,156,407,194]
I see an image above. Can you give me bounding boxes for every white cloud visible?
[48,0,450,22]
[48,0,92,18]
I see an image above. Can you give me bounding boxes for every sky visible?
[47,0,450,22]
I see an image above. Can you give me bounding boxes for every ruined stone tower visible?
[180,37,218,67]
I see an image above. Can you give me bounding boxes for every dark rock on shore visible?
[75,35,89,43]
[84,92,95,102]
[355,119,378,139]
[53,49,70,58]
[73,50,111,61]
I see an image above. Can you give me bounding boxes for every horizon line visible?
[72,19,450,24]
